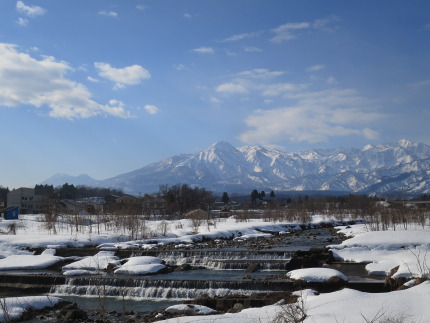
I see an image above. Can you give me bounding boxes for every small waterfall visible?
[153,250,292,270]
[205,260,289,270]
[51,277,291,300]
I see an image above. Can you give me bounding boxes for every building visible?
[142,195,166,216]
[7,188,45,214]
[0,206,19,220]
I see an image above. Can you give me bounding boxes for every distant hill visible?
[41,139,430,197]
[40,173,97,187]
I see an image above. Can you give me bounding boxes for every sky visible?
[1,0,430,189]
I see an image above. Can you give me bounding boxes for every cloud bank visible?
[95,62,151,89]
[0,43,131,120]
[240,88,383,145]
[16,1,46,17]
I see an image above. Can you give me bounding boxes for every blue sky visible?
[1,0,430,189]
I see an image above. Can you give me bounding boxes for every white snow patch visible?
[0,296,63,322]
[165,304,217,315]
[62,251,120,272]
[287,268,348,283]
[114,256,166,275]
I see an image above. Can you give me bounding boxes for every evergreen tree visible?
[221,192,230,205]
[251,189,259,205]
[259,191,266,200]
[270,190,275,198]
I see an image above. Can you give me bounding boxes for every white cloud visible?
[16,1,46,17]
[221,32,260,42]
[239,88,383,145]
[214,69,305,98]
[94,62,151,89]
[136,5,146,11]
[237,69,285,79]
[98,11,118,18]
[326,76,338,85]
[271,22,310,42]
[16,17,29,26]
[173,64,186,71]
[362,128,380,140]
[307,64,325,72]
[271,16,339,43]
[243,46,262,52]
[87,76,99,83]
[184,13,192,19]
[193,47,214,54]
[216,83,248,95]
[261,83,308,96]
[312,15,340,32]
[0,43,131,120]
[210,97,222,104]
[408,79,430,89]
[143,104,159,115]
[226,50,237,56]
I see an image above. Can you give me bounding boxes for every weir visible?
[51,276,294,299]
[151,250,293,270]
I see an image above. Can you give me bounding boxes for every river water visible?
[47,227,341,314]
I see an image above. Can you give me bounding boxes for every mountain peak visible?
[398,139,416,149]
[208,141,236,151]
[41,139,430,196]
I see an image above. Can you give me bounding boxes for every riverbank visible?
[2,215,430,322]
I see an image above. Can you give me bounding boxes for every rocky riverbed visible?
[3,224,359,322]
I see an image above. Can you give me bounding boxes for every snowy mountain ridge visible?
[42,139,430,196]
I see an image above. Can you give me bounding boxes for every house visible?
[113,194,141,214]
[116,194,140,205]
[7,187,45,214]
[142,195,166,216]
[0,206,19,220]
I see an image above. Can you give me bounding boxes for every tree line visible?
[34,184,123,200]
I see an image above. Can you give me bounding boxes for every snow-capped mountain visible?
[40,173,97,187]
[42,139,430,197]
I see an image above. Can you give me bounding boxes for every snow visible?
[63,269,101,276]
[331,227,430,278]
[158,282,430,322]
[3,213,430,322]
[287,268,348,283]
[114,256,166,275]
[0,296,63,322]
[0,254,63,270]
[94,139,430,195]
[62,251,120,272]
[165,304,217,315]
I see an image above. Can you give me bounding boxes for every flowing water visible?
[48,227,339,313]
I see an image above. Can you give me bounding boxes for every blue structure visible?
[0,207,19,220]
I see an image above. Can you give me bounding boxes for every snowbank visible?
[331,229,430,278]
[0,296,63,322]
[62,251,120,273]
[165,304,217,315]
[158,281,430,322]
[114,256,167,275]
[287,268,348,283]
[0,254,63,270]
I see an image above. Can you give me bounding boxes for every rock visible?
[174,264,192,271]
[227,303,244,313]
[155,312,164,319]
[63,308,88,321]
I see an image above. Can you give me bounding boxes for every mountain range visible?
[41,139,430,197]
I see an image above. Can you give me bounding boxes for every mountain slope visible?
[40,173,97,187]
[41,139,430,197]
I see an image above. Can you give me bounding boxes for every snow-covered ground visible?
[0,296,63,322]
[1,213,430,322]
[157,282,430,322]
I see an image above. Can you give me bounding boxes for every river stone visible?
[63,308,88,321]
[227,303,244,313]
